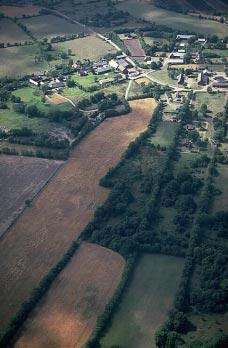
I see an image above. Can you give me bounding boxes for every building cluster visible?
[109,55,139,78]
[168,34,205,65]
[29,75,66,91]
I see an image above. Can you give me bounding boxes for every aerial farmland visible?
[0,0,228,347]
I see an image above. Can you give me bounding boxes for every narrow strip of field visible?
[101,254,184,348]
[0,155,62,237]
[15,242,125,348]
[0,98,156,332]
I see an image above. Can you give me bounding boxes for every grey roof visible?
[95,66,112,74]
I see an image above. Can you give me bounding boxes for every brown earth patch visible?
[0,98,156,332]
[0,155,62,237]
[0,5,40,18]
[15,242,124,348]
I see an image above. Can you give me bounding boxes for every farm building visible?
[170,52,185,59]
[197,72,209,85]
[176,34,194,40]
[212,76,228,88]
[177,72,185,84]
[94,65,112,75]
[48,80,65,90]
[168,58,184,65]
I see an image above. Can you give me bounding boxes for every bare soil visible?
[15,242,124,348]
[0,5,40,18]
[0,98,156,332]
[0,155,62,237]
[123,38,145,57]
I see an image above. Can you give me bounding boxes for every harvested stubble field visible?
[0,98,156,333]
[0,155,62,237]
[0,18,30,44]
[15,242,124,348]
[0,5,40,18]
[47,93,71,105]
[123,38,145,57]
[19,14,86,39]
[55,35,117,61]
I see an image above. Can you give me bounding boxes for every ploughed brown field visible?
[0,155,62,237]
[123,38,145,57]
[15,242,125,348]
[0,5,41,17]
[0,98,156,332]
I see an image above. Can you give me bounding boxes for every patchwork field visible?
[0,5,40,18]
[101,254,184,348]
[116,0,228,37]
[0,98,156,333]
[0,18,30,44]
[0,155,61,237]
[15,242,124,348]
[0,45,59,77]
[19,14,86,39]
[55,35,117,61]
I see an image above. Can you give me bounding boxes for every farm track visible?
[0,99,156,332]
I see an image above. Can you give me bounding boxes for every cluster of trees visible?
[82,104,190,259]
[128,83,169,101]
[50,32,86,43]
[213,100,228,143]
[155,152,228,346]
[83,9,129,28]
[77,91,129,116]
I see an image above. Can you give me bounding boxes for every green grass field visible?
[0,108,55,133]
[54,35,117,61]
[203,48,228,58]
[72,72,115,88]
[13,87,49,113]
[13,87,73,113]
[193,92,226,116]
[0,45,60,77]
[116,0,228,37]
[101,254,184,348]
[149,121,179,147]
[148,69,178,87]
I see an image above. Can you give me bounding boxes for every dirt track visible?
[0,98,156,331]
[15,243,124,348]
